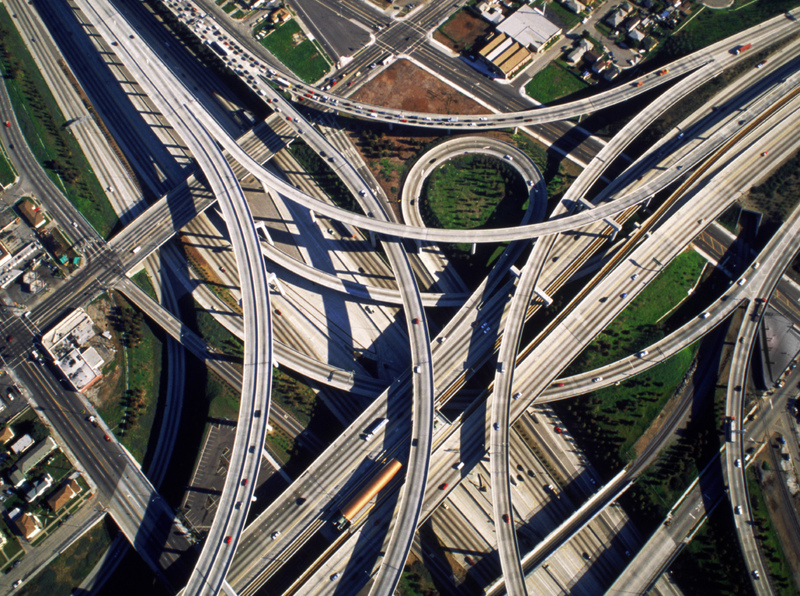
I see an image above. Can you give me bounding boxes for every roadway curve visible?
[74,2,274,594]
[163,0,800,130]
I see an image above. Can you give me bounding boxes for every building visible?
[496,5,562,53]
[14,436,57,478]
[566,38,593,64]
[583,50,601,64]
[270,7,290,24]
[0,426,14,444]
[55,348,104,393]
[41,308,96,360]
[16,200,45,230]
[12,512,41,541]
[10,434,34,455]
[563,0,586,14]
[24,474,53,503]
[605,7,628,27]
[47,478,81,512]
[629,28,646,43]
[478,32,534,78]
[477,0,505,24]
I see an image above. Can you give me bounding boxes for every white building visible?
[496,5,562,53]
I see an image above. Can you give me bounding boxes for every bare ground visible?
[434,10,492,53]
[83,297,124,411]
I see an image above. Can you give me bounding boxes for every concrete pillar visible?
[369,230,377,248]
[470,243,476,256]
[309,210,316,223]
[256,222,275,246]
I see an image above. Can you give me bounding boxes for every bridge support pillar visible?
[309,210,316,224]
[369,230,377,248]
[470,243,476,256]
[534,287,553,306]
[268,272,285,297]
[255,222,275,246]
[605,218,622,242]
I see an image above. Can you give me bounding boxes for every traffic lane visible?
[290,0,374,60]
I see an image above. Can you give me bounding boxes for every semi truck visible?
[733,43,752,55]
[362,417,388,441]
[333,459,402,530]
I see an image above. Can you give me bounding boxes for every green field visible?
[19,519,116,596]
[525,63,588,104]
[421,154,529,232]
[222,2,238,13]
[0,148,16,186]
[567,250,707,373]
[260,20,330,83]
[97,289,165,463]
[0,6,118,238]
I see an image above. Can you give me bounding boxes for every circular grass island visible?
[419,154,530,283]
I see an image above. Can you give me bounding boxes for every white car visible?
[592,376,603,382]
[738,278,747,286]
[637,350,648,358]
[701,312,710,319]
[271,531,281,540]
[735,458,741,467]
[735,505,742,515]
[631,273,639,280]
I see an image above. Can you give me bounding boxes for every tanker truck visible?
[333,459,403,530]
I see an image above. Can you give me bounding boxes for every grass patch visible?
[420,153,529,287]
[222,2,238,13]
[747,467,797,594]
[556,343,699,465]
[177,294,243,362]
[567,250,706,372]
[0,6,118,238]
[272,368,318,426]
[260,20,330,83]
[398,558,438,596]
[131,269,158,301]
[539,0,582,29]
[510,132,579,204]
[19,518,116,596]
[0,148,16,186]
[96,290,165,463]
[525,62,588,104]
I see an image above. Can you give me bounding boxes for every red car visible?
[502,514,510,523]
[412,318,419,324]
[242,479,248,487]
[554,382,565,387]
[439,483,448,490]
[554,426,562,434]
[104,435,111,442]
[224,536,232,545]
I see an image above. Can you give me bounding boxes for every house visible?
[563,0,586,14]
[496,5,562,53]
[12,512,41,541]
[592,59,611,74]
[10,434,34,455]
[629,28,646,43]
[583,50,601,64]
[24,473,53,503]
[269,7,290,24]
[566,38,593,65]
[47,478,81,512]
[0,426,15,445]
[623,16,641,31]
[13,437,57,483]
[17,200,45,230]
[605,9,627,28]
[603,65,621,80]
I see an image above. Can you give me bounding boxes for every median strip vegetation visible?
[0,6,118,238]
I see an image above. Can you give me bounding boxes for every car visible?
[761,151,768,156]
[330,573,340,581]
[631,273,639,280]
[104,435,111,442]
[219,266,226,272]
[235,501,242,510]
[503,155,512,161]
[412,318,419,324]
[439,483,448,490]
[756,60,767,68]
[274,309,282,316]
[752,569,760,579]
[637,350,649,358]
[6,335,12,343]
[554,426,562,434]
[513,392,521,400]
[737,278,747,286]
[701,312,711,319]
[493,422,500,431]
[242,478,248,486]
[592,376,603,382]
[583,552,591,560]
[735,505,742,515]
[502,513,510,523]
[4,121,10,128]
[735,458,741,467]
[554,382,565,387]
[224,536,232,545]
[620,292,628,299]
[271,531,280,540]
[12,580,21,588]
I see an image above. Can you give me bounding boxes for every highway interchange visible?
[1,0,800,595]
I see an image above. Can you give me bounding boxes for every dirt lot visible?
[84,297,124,411]
[348,60,492,208]
[434,9,493,53]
